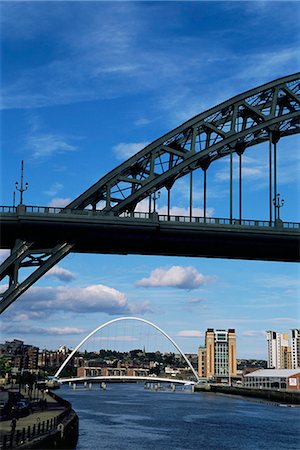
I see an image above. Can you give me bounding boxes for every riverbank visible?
[59,382,300,450]
[194,384,300,404]
[0,390,78,449]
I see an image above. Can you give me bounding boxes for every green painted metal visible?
[1,74,299,313]
[0,242,73,314]
[65,73,300,214]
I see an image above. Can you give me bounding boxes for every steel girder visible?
[0,241,73,313]
[66,73,300,215]
[1,73,299,314]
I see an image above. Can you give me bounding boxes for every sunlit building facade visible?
[291,329,300,369]
[267,331,292,369]
[198,328,237,379]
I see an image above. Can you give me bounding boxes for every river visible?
[60,383,300,450]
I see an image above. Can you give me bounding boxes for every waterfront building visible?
[198,347,207,378]
[281,345,292,369]
[267,331,293,369]
[38,346,71,369]
[244,368,300,390]
[0,339,39,372]
[77,366,150,377]
[198,328,237,380]
[291,329,300,368]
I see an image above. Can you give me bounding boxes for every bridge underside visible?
[1,214,299,262]
[1,73,299,314]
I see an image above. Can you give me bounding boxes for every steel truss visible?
[0,240,73,313]
[1,73,299,314]
[66,73,300,215]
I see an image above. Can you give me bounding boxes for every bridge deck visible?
[1,206,299,262]
[58,376,195,385]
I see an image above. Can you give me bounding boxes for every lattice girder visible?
[0,241,73,314]
[66,73,300,214]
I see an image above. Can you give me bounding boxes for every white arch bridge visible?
[58,376,195,386]
[54,317,200,384]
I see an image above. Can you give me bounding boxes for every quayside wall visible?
[2,391,78,450]
[195,385,300,404]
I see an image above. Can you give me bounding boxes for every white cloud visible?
[45,327,84,335]
[136,266,214,290]
[215,154,267,183]
[43,182,64,197]
[44,266,76,282]
[176,330,202,338]
[0,249,10,263]
[187,298,207,305]
[134,117,151,127]
[241,330,266,338]
[259,275,300,290]
[0,323,85,336]
[93,335,138,342]
[134,198,214,218]
[1,1,298,121]
[113,142,149,161]
[158,206,214,218]
[235,48,300,83]
[48,198,71,208]
[4,284,151,318]
[28,134,78,159]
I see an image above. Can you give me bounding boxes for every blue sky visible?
[0,1,299,360]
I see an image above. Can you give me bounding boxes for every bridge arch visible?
[66,73,300,215]
[54,317,200,382]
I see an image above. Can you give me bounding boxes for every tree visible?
[0,356,11,378]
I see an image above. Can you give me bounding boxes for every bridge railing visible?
[0,205,299,229]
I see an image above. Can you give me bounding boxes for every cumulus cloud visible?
[44,266,76,282]
[113,142,149,160]
[176,330,203,337]
[136,266,214,290]
[4,284,151,318]
[134,199,214,218]
[157,206,214,218]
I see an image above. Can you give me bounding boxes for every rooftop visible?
[244,368,300,378]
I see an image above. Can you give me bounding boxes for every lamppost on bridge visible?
[15,160,29,205]
[152,191,161,214]
[273,193,284,222]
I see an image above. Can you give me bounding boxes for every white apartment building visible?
[291,329,300,369]
[266,330,290,369]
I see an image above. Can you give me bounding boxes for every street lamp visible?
[15,160,29,205]
[152,191,161,213]
[273,193,284,221]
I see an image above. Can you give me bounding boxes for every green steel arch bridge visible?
[1,73,299,314]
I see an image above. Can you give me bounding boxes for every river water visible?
[60,384,300,450]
